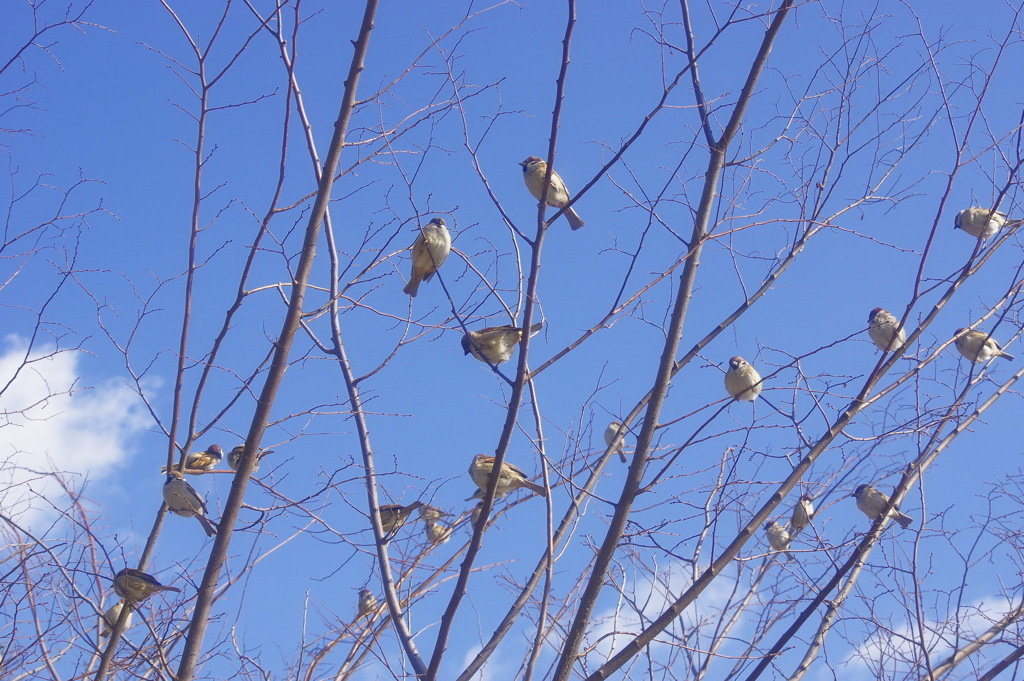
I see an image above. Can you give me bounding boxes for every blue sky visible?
[3,1,1024,679]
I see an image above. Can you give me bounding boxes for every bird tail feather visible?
[524,480,548,497]
[198,515,219,537]
[566,207,585,230]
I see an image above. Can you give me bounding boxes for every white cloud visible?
[584,558,737,663]
[0,335,150,528]
[457,642,517,681]
[844,593,1016,678]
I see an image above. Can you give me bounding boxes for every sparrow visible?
[469,454,547,499]
[954,206,1007,239]
[790,494,815,533]
[425,520,452,545]
[113,568,181,603]
[403,217,452,297]
[163,471,218,537]
[100,600,133,637]
[519,156,585,230]
[954,328,1014,362]
[764,521,795,560]
[378,501,424,534]
[357,588,378,619]
[604,421,628,463]
[724,356,762,402]
[852,484,913,529]
[228,445,275,472]
[471,502,486,529]
[160,444,223,474]
[867,308,907,352]
[418,504,450,522]
[461,322,544,365]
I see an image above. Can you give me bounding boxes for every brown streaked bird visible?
[954,328,1014,363]
[163,471,218,537]
[461,322,544,365]
[468,454,547,499]
[357,588,378,619]
[160,444,223,474]
[113,568,181,603]
[604,421,628,463]
[724,356,762,402]
[425,520,452,545]
[852,484,913,529]
[790,494,815,533]
[954,206,1007,239]
[378,501,424,534]
[868,308,907,353]
[403,217,451,297]
[228,445,275,472]
[100,600,133,637]
[764,521,795,560]
[519,156,585,230]
[418,504,450,522]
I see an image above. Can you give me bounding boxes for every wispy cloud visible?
[844,593,1017,679]
[0,335,149,528]
[585,559,738,663]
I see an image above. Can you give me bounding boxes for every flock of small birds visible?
[107,167,1014,628]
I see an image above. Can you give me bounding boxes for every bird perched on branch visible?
[357,588,378,619]
[417,504,449,523]
[519,156,585,230]
[764,521,795,560]
[461,322,544,365]
[113,568,181,603]
[403,217,451,297]
[228,445,275,472]
[100,600,133,637]
[471,502,487,530]
[604,421,628,463]
[425,520,452,545]
[790,494,815,533]
[868,308,907,352]
[724,356,762,402]
[852,484,913,529]
[954,328,1014,363]
[161,444,223,474]
[163,471,218,537]
[954,206,1007,239]
[469,454,547,499]
[378,501,424,534]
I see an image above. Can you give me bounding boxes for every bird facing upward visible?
[790,494,815,533]
[604,421,628,463]
[765,520,795,560]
